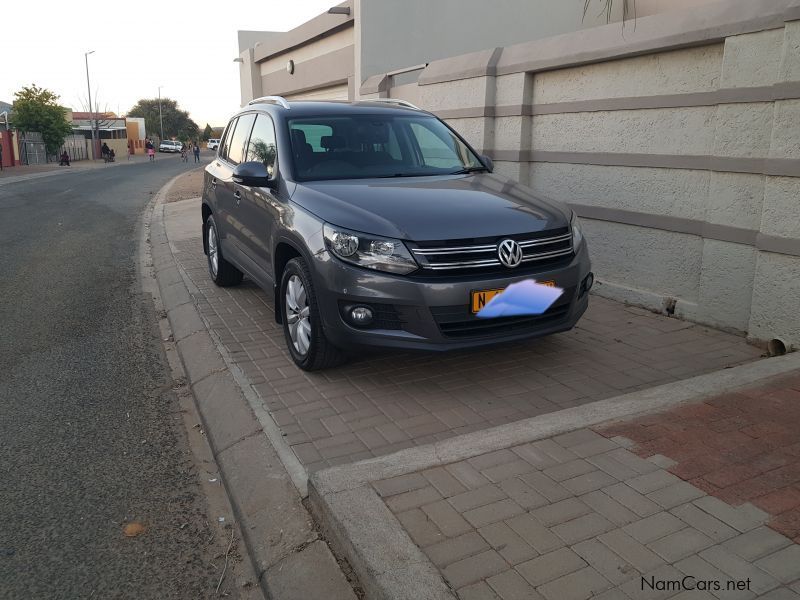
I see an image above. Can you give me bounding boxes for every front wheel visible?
[280,258,346,371]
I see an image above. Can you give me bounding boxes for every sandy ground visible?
[167,167,205,202]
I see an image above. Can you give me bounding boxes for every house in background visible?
[68,110,129,159]
[0,100,21,168]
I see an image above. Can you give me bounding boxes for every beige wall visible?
[382,0,800,349]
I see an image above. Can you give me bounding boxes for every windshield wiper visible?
[450,166,489,175]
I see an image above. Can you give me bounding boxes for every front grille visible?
[430,288,574,339]
[409,228,573,278]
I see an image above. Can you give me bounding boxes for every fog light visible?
[581,273,595,295]
[350,306,373,325]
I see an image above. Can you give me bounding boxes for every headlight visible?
[323,224,418,275]
[571,211,584,248]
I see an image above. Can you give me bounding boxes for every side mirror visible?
[232,161,276,188]
[480,154,494,172]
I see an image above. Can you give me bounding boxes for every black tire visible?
[280,257,346,371]
[205,214,243,287]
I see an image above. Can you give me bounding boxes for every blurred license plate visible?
[471,281,555,313]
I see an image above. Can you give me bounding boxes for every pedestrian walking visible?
[181,142,188,163]
[146,139,155,162]
[193,141,200,163]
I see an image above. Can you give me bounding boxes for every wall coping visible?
[411,0,800,84]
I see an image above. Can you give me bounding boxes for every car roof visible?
[240,100,433,119]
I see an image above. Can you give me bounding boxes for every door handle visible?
[234,189,241,204]
[211,178,217,188]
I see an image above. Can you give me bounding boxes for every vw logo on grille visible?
[497,239,523,268]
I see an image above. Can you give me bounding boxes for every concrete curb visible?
[146,181,357,600]
[308,351,800,600]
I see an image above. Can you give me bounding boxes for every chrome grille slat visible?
[521,248,574,262]
[518,233,572,247]
[412,244,496,256]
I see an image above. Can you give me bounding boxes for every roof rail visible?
[361,98,422,111]
[248,95,290,109]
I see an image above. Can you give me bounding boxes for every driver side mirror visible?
[232,161,276,188]
[480,154,494,172]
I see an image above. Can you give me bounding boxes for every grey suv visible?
[202,97,593,370]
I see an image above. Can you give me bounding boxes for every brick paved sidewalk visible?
[165,197,762,475]
[376,423,800,600]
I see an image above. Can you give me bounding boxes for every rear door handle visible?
[211,178,217,188]
[234,189,241,204]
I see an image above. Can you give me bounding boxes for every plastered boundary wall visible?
[362,0,800,348]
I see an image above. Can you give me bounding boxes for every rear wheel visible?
[206,214,243,287]
[281,258,346,371]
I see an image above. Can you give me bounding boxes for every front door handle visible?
[234,189,241,204]
[211,178,217,188]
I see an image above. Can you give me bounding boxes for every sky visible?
[1,0,335,128]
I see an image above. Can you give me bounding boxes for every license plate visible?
[471,281,555,313]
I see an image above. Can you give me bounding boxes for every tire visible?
[280,257,346,371]
[205,214,243,287]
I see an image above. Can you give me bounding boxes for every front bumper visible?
[312,242,592,352]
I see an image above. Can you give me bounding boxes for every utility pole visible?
[158,86,164,141]
[85,50,97,159]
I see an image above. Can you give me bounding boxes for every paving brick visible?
[693,497,769,533]
[531,498,592,527]
[487,569,544,600]
[512,443,559,470]
[530,439,578,464]
[469,449,520,471]
[505,513,564,554]
[670,503,737,543]
[647,454,679,469]
[425,531,489,568]
[446,461,492,490]
[587,452,641,481]
[421,499,472,537]
[572,539,639,585]
[699,545,780,595]
[647,481,707,509]
[674,555,737,597]
[483,459,536,484]
[607,448,662,475]
[395,508,445,548]
[442,549,508,589]
[598,529,664,574]
[373,473,428,497]
[756,545,800,584]
[623,512,686,544]
[627,470,683,494]
[603,482,662,517]
[647,528,714,562]
[581,490,640,526]
[552,512,615,545]
[759,589,800,600]
[385,485,442,513]
[449,484,507,513]
[571,437,621,458]
[499,477,549,510]
[478,521,538,565]
[554,429,606,448]
[537,566,611,600]
[457,581,501,600]
[722,526,793,562]
[515,547,587,587]
[544,459,596,482]
[518,471,573,503]
[422,467,468,497]
[562,470,619,495]
[593,588,634,600]
[464,498,525,528]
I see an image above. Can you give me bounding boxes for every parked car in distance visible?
[202,97,593,371]
[207,138,220,151]
[159,140,182,153]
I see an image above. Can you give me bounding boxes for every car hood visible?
[291,173,571,241]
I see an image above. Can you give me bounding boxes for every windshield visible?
[287,114,485,181]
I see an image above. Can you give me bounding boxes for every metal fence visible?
[19,132,47,165]
[58,135,88,162]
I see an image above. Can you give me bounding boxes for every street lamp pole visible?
[84,50,96,159]
[158,86,164,141]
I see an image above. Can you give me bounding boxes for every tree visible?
[202,123,213,141]
[127,97,199,141]
[583,0,635,24]
[11,84,73,154]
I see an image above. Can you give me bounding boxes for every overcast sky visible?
[2,1,335,128]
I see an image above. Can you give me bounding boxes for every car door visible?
[237,112,281,281]
[213,113,257,264]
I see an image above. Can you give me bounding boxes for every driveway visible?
[164,197,763,475]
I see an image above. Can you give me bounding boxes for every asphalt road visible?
[0,154,232,599]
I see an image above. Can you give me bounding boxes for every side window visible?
[219,118,237,160]
[226,113,256,166]
[246,114,278,176]
[409,122,459,168]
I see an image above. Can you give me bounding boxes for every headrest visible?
[321,135,346,150]
[356,121,390,144]
[290,129,307,145]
